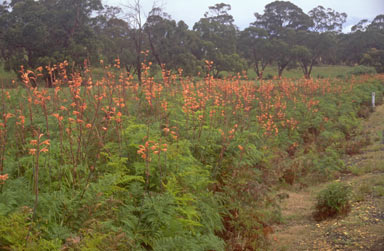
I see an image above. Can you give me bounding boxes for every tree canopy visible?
[0,0,383,81]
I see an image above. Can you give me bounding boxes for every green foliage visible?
[347,65,376,76]
[314,182,352,221]
[0,51,383,251]
[0,210,61,250]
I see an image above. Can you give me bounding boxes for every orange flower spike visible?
[30,140,38,146]
[18,115,25,125]
[40,148,49,153]
[29,149,37,155]
[40,140,50,146]
[0,174,9,182]
[5,113,13,121]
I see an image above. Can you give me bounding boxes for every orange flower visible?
[41,140,50,146]
[29,149,37,155]
[40,148,49,153]
[0,174,8,181]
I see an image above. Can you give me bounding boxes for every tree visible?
[284,6,345,78]
[193,3,245,77]
[93,5,137,74]
[238,27,272,79]
[144,7,175,68]
[252,1,313,37]
[2,0,103,85]
[144,10,201,75]
[252,1,313,77]
[367,14,384,31]
[270,38,294,78]
[351,19,369,32]
[362,48,384,73]
[293,32,335,78]
[341,15,384,66]
[359,15,384,72]
[0,1,10,59]
[309,5,347,33]
[124,0,150,83]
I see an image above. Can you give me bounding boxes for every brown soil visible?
[268,103,384,251]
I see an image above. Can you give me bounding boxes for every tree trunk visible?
[254,64,262,80]
[147,31,162,67]
[134,30,142,83]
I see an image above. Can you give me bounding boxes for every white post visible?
[372,92,375,109]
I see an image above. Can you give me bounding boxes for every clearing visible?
[269,101,384,251]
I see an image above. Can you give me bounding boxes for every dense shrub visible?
[314,182,352,221]
[347,65,376,76]
[0,62,383,249]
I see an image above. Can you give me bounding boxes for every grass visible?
[0,62,16,85]
[246,65,376,80]
[1,64,377,87]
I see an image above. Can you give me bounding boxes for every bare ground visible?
[268,103,384,251]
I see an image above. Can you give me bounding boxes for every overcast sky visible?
[104,0,384,32]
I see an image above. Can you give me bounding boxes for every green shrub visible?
[314,182,352,221]
[347,65,376,76]
[0,210,61,250]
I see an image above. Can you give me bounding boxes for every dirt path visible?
[269,104,384,251]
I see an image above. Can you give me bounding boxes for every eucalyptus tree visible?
[0,1,9,59]
[193,3,246,77]
[145,14,201,75]
[308,5,347,33]
[289,6,346,78]
[292,31,335,78]
[361,15,384,72]
[238,27,273,79]
[93,5,138,74]
[252,1,313,37]
[252,1,313,78]
[2,0,103,77]
[367,14,384,31]
[341,14,384,69]
[351,19,369,32]
[123,0,148,82]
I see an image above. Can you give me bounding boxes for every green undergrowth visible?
[0,65,383,250]
[314,182,352,221]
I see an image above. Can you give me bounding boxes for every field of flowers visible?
[0,60,383,250]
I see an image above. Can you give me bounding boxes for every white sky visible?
[104,0,384,32]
